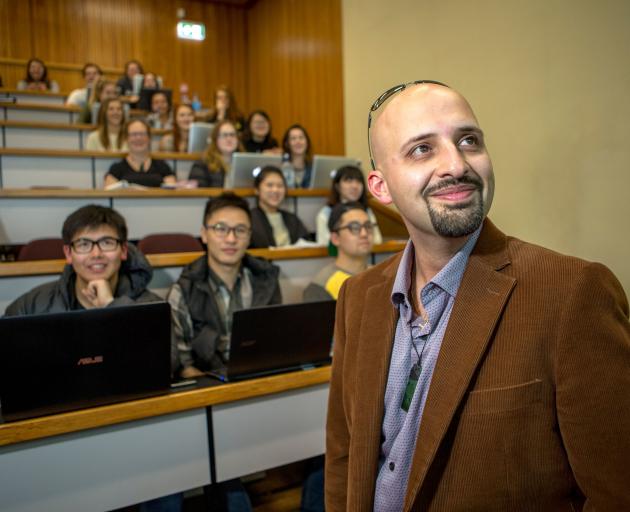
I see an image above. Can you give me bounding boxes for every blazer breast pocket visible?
[464,379,543,415]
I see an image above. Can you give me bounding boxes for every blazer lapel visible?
[350,261,399,509]
[403,222,516,510]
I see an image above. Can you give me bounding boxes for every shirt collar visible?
[391,225,483,307]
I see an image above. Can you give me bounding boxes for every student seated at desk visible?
[85,97,128,152]
[189,120,242,187]
[304,202,374,302]
[249,165,310,248]
[167,193,281,378]
[158,104,194,152]
[66,62,103,108]
[4,205,160,316]
[105,119,176,188]
[78,79,119,124]
[17,57,59,92]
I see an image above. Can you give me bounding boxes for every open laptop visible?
[309,155,362,188]
[224,152,283,189]
[208,300,336,382]
[0,302,172,422]
[188,122,215,153]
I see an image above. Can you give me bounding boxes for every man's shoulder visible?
[4,279,67,316]
[243,253,280,278]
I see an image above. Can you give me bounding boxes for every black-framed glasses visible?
[367,80,449,170]
[205,223,251,239]
[335,221,375,236]
[70,236,122,254]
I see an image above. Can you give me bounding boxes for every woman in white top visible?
[17,58,59,92]
[158,104,194,152]
[316,165,383,246]
[85,98,128,152]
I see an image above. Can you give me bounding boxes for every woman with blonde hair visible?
[79,79,119,124]
[188,120,242,187]
[85,97,128,151]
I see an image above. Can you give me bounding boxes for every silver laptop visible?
[187,122,215,153]
[224,152,282,189]
[309,155,362,188]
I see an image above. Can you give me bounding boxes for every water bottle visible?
[191,93,202,112]
[281,153,296,188]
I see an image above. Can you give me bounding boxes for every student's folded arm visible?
[167,283,197,374]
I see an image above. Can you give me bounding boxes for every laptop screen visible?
[0,302,172,422]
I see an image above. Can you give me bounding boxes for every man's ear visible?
[330,230,340,248]
[63,245,73,264]
[120,242,128,261]
[200,226,208,245]
[367,169,393,205]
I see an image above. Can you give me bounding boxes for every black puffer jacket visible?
[4,245,161,316]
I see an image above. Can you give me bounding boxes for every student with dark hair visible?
[105,119,176,188]
[78,79,119,124]
[249,166,310,248]
[167,192,281,378]
[17,58,59,92]
[281,124,313,188]
[158,104,194,152]
[315,165,383,246]
[116,59,144,96]
[304,202,374,302]
[188,120,242,187]
[4,205,160,316]
[146,91,173,130]
[241,110,279,153]
[66,63,103,107]
[86,97,128,151]
[204,85,245,132]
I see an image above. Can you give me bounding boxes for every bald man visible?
[325,81,630,511]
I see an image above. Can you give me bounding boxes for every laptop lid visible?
[309,155,362,189]
[0,302,172,422]
[217,300,336,382]
[188,122,215,153]
[224,152,283,189]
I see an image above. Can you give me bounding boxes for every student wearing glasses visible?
[304,202,373,302]
[105,119,176,188]
[167,193,281,379]
[4,205,160,316]
[189,120,243,187]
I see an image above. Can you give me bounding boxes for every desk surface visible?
[0,147,201,160]
[0,119,171,135]
[0,365,332,447]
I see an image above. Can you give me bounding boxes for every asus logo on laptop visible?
[77,356,104,366]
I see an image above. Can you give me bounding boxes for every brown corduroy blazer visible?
[325,219,630,511]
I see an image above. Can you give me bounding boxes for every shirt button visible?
[389,461,395,471]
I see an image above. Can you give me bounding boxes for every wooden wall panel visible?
[0,0,344,156]
[0,0,249,105]
[246,0,344,155]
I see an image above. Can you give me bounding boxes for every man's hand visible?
[181,366,205,379]
[82,279,115,308]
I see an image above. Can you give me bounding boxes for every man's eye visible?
[410,144,431,157]
[460,135,478,147]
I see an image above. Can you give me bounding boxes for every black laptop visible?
[208,300,336,382]
[0,302,172,422]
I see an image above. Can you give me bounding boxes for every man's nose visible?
[437,142,468,178]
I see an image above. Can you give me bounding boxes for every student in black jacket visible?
[249,166,310,248]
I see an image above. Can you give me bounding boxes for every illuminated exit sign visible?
[177,21,206,41]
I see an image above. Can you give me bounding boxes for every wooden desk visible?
[0,367,331,512]
[1,88,68,105]
[0,148,200,188]
[0,242,406,312]
[1,102,81,123]
[0,120,168,151]
[0,187,328,244]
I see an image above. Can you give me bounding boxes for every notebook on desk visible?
[208,300,336,382]
[0,302,172,422]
